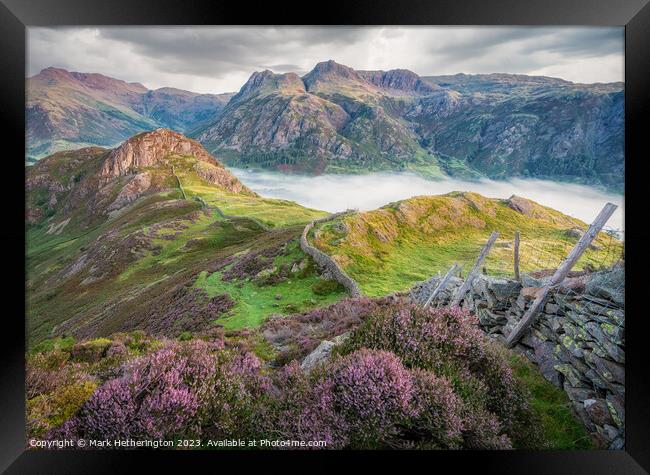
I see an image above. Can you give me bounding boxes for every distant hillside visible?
[193,61,444,176]
[418,73,624,189]
[193,61,624,190]
[27,67,234,160]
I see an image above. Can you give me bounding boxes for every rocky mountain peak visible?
[100,128,220,178]
[241,69,275,92]
[358,68,436,94]
[234,70,306,101]
[31,67,79,88]
[35,66,73,80]
[303,60,362,89]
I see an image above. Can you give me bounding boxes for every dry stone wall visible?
[301,211,362,297]
[410,265,625,449]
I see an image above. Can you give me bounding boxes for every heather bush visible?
[404,369,464,449]
[46,339,270,442]
[36,299,547,450]
[45,340,209,440]
[26,351,98,438]
[461,405,512,449]
[264,349,475,449]
[264,361,350,448]
[262,297,393,363]
[198,351,272,439]
[321,349,415,447]
[265,350,413,448]
[340,302,541,448]
[342,304,485,373]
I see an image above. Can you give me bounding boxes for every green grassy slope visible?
[26,149,341,346]
[312,192,623,296]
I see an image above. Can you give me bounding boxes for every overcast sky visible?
[27,26,624,94]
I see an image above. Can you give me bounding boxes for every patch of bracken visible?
[123,285,235,335]
[221,245,284,282]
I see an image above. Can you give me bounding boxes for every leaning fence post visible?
[505,202,618,347]
[514,230,521,282]
[424,263,459,308]
[451,231,499,307]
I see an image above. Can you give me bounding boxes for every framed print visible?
[1,0,649,472]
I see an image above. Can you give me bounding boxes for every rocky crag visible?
[26,128,253,228]
[410,265,625,449]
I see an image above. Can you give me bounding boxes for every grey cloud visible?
[99,27,370,79]
[530,29,623,57]
[27,26,624,92]
[429,27,622,62]
[418,27,624,78]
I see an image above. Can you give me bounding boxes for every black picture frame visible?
[2,0,649,472]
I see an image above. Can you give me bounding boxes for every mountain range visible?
[27,61,624,190]
[26,67,233,161]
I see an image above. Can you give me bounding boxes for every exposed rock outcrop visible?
[300,332,350,371]
[100,128,252,195]
[101,128,214,177]
[107,172,152,211]
[358,68,437,95]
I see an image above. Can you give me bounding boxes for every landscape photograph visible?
[25,26,625,450]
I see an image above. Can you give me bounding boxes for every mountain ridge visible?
[27,61,624,191]
[193,60,623,190]
[27,67,235,160]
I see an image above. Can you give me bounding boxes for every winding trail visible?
[170,165,187,199]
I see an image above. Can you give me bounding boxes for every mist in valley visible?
[230,169,624,232]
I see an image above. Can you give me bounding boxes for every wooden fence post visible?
[505,202,618,347]
[451,231,499,307]
[514,231,521,281]
[423,263,459,308]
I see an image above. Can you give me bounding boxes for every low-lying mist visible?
[230,169,624,232]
